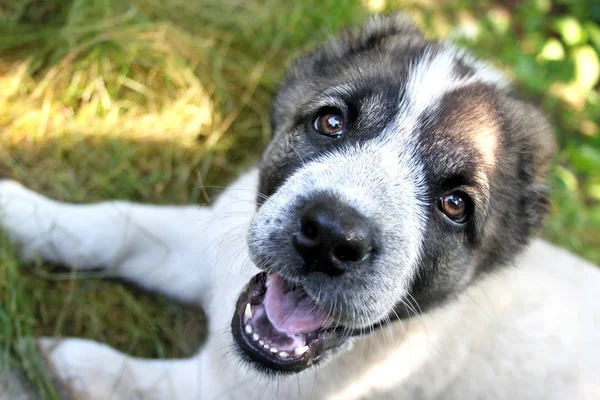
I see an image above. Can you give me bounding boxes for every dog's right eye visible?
[439,191,471,224]
[313,110,344,137]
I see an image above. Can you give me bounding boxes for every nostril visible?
[333,244,367,262]
[300,218,319,240]
[295,197,376,276]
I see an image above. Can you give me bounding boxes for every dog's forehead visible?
[268,42,510,198]
[357,45,504,184]
[414,84,500,182]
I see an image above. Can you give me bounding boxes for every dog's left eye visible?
[313,111,344,137]
[439,192,471,223]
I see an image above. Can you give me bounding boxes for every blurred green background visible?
[0,0,599,397]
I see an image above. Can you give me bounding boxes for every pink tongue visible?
[264,274,328,335]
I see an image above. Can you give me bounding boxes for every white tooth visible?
[263,344,270,349]
[270,347,278,354]
[278,351,289,359]
[252,333,259,341]
[244,303,252,323]
[259,340,265,346]
[245,325,253,335]
[294,346,309,356]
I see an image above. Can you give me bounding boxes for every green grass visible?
[0,0,598,397]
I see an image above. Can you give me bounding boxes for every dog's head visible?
[231,13,555,374]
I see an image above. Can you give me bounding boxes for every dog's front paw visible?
[0,179,26,192]
[0,180,61,262]
[0,179,33,217]
[38,338,138,400]
[0,179,38,228]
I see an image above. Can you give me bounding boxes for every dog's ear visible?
[501,96,556,237]
[283,13,425,82]
[326,13,425,58]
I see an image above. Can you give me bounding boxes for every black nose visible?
[293,198,374,276]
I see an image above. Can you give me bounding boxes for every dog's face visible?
[231,14,555,374]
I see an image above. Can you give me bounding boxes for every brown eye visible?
[313,112,344,136]
[439,192,470,223]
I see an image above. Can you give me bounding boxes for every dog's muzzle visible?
[231,272,348,373]
[231,195,378,372]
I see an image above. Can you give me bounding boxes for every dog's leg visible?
[1,171,259,398]
[39,338,205,400]
[0,180,207,303]
[0,170,258,304]
[39,331,253,400]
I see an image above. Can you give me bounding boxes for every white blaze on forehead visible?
[397,45,507,134]
[374,44,506,190]
[406,45,505,171]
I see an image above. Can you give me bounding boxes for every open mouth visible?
[231,272,348,373]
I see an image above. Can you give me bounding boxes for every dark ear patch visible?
[501,96,556,184]
[499,95,556,237]
[325,13,425,58]
[285,13,425,80]
[352,13,425,53]
[522,183,552,237]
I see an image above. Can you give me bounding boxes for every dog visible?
[1,13,599,400]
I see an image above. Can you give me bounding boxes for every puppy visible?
[1,13,599,400]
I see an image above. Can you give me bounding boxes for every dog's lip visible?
[231,272,348,373]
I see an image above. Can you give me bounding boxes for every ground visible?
[0,0,599,397]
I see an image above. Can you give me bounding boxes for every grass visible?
[0,0,598,397]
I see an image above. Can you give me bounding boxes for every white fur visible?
[248,144,427,326]
[1,170,599,399]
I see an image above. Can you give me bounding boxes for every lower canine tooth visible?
[278,351,289,359]
[294,346,309,356]
[244,303,252,323]
[270,347,278,353]
[245,325,253,335]
[252,333,259,341]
